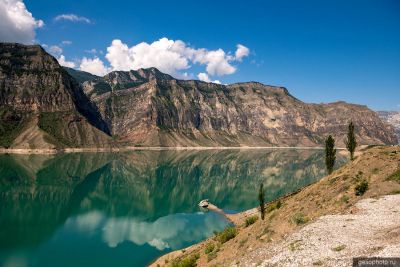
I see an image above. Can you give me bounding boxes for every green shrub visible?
[355,179,368,196]
[267,200,282,213]
[387,169,400,183]
[340,195,349,204]
[245,215,258,227]
[291,213,309,225]
[216,227,237,243]
[204,242,215,254]
[171,253,200,267]
[390,189,400,195]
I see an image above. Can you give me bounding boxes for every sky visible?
[0,0,399,111]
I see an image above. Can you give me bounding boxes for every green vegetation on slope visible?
[38,112,77,148]
[0,107,26,148]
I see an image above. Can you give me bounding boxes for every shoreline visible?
[0,145,350,154]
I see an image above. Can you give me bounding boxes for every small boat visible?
[198,199,209,208]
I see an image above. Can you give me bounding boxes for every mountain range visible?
[0,43,397,149]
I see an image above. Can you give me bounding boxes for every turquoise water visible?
[0,149,344,267]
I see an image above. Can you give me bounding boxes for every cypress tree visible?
[345,122,357,160]
[325,135,336,174]
[258,183,265,220]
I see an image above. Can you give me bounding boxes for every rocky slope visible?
[378,111,400,143]
[74,68,397,147]
[0,43,397,148]
[0,43,110,148]
[151,146,400,267]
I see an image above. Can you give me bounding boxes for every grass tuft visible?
[245,215,258,227]
[216,226,237,244]
[291,213,309,225]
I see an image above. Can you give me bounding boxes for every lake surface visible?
[0,149,345,267]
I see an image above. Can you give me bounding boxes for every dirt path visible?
[240,195,400,267]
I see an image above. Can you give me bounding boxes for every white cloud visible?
[62,40,72,45]
[106,39,189,76]
[57,55,75,68]
[0,0,44,44]
[84,48,98,54]
[48,45,62,56]
[105,38,250,78]
[79,57,109,76]
[197,72,221,84]
[235,44,249,61]
[54,14,91,24]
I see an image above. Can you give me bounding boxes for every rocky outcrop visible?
[76,68,397,147]
[0,43,110,148]
[378,111,400,143]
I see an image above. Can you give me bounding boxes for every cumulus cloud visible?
[197,72,221,84]
[54,14,91,24]
[80,57,109,76]
[106,39,189,75]
[105,38,250,77]
[0,0,44,44]
[51,37,250,79]
[57,55,75,68]
[235,44,250,61]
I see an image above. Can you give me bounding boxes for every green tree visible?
[345,122,357,160]
[258,183,265,220]
[325,135,336,174]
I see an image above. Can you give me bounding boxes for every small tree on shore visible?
[345,121,357,160]
[325,135,336,174]
[258,183,265,220]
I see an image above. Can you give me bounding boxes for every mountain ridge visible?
[0,43,397,148]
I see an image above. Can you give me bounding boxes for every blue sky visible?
[2,0,400,110]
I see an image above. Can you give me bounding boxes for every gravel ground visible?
[240,195,400,267]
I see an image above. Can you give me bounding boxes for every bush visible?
[204,242,215,254]
[267,200,282,213]
[355,179,368,196]
[291,213,309,225]
[387,169,400,183]
[245,215,258,227]
[216,227,237,243]
[340,195,349,204]
[171,253,200,267]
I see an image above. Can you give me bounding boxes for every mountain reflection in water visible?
[0,149,346,267]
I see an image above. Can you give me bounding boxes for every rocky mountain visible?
[0,43,397,148]
[377,111,400,143]
[75,68,397,147]
[0,43,110,148]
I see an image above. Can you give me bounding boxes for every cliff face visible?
[378,111,400,143]
[0,43,397,148]
[0,43,110,148]
[78,68,397,147]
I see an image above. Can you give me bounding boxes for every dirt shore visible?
[0,146,330,154]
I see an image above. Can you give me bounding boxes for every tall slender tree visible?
[345,121,357,160]
[258,183,265,220]
[325,135,336,174]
